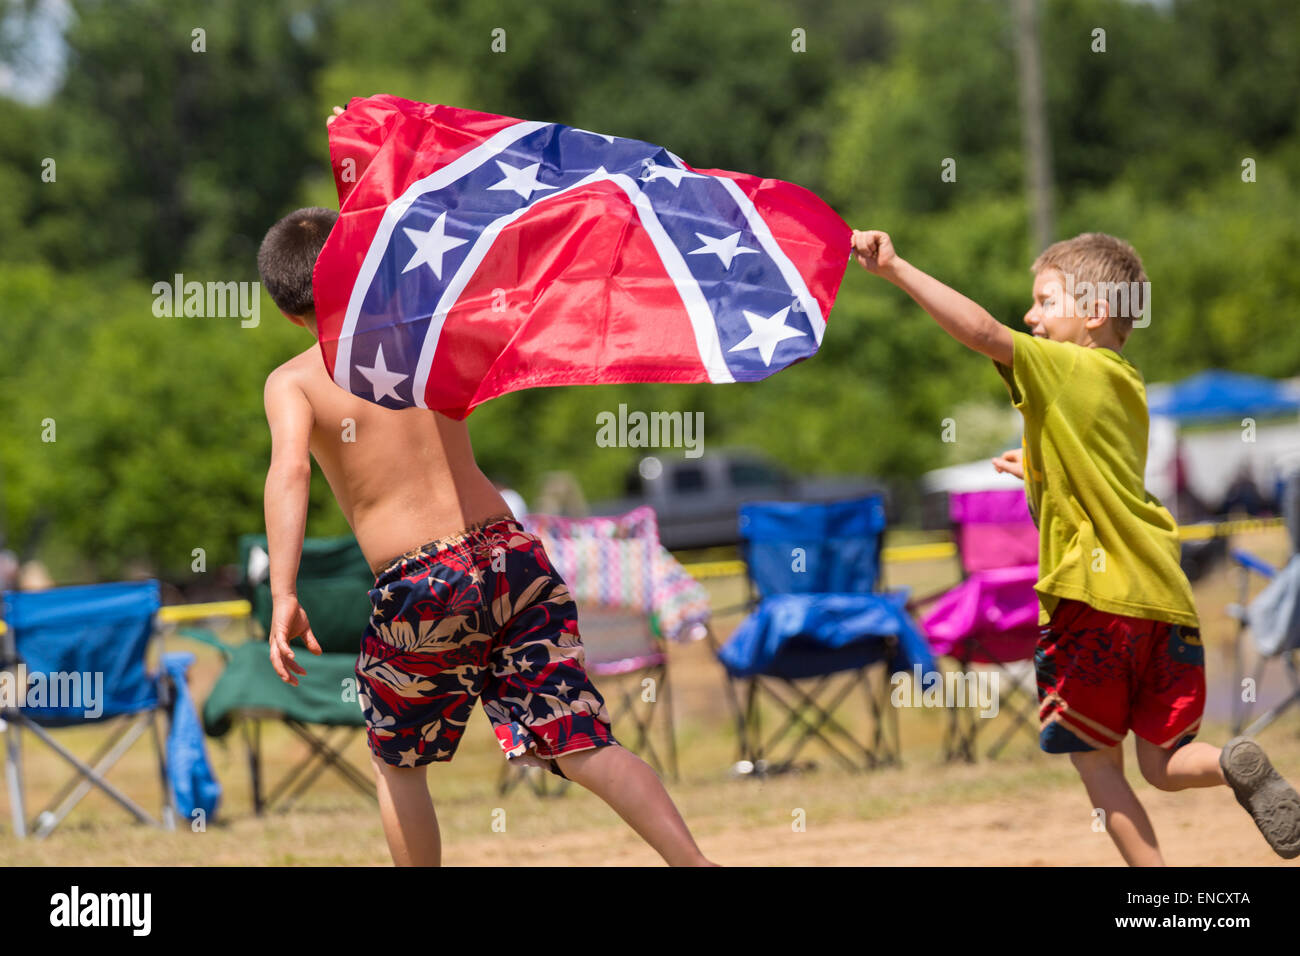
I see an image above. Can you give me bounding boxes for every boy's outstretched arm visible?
[852,229,1013,367]
[263,368,322,685]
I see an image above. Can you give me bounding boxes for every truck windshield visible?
[673,467,707,493]
[728,462,784,488]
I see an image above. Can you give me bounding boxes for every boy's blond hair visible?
[1032,232,1148,343]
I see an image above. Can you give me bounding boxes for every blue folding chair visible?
[1,581,177,838]
[716,496,934,774]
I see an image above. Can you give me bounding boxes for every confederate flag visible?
[313,95,851,418]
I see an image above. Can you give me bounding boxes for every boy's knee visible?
[1137,755,1179,791]
[1068,751,1094,774]
[1069,746,1120,776]
[555,742,625,779]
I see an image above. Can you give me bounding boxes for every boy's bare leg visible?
[371,753,441,866]
[1135,738,1226,791]
[1070,744,1164,866]
[555,745,717,866]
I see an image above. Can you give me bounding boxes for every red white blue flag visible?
[313,95,851,419]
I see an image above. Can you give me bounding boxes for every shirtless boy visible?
[256,191,713,866]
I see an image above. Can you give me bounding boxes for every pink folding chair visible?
[913,489,1042,760]
[497,507,709,795]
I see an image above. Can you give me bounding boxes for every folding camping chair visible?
[716,496,934,776]
[913,489,1042,761]
[498,507,707,796]
[180,535,376,814]
[1227,548,1300,736]
[1,580,177,838]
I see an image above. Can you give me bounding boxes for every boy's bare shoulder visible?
[263,346,323,406]
[265,346,322,386]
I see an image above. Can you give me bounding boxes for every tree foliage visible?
[2,0,1297,580]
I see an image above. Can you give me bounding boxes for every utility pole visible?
[1014,0,1055,252]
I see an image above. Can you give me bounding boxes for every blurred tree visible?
[2,0,1300,581]
[29,0,329,276]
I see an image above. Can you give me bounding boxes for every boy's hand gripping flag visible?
[313,95,851,418]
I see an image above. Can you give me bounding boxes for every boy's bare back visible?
[264,344,510,573]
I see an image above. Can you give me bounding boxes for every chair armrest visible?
[1231,549,1278,579]
[175,624,237,659]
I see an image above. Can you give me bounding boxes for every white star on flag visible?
[356,344,409,402]
[487,160,557,200]
[690,230,758,269]
[401,212,468,279]
[728,307,807,366]
[639,162,704,187]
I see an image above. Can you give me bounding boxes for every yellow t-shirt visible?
[994,329,1198,628]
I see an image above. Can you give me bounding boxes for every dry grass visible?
[2,526,1298,866]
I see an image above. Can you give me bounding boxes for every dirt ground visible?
[2,526,1298,866]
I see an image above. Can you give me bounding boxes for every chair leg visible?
[864,662,899,767]
[19,714,160,837]
[1242,655,1300,737]
[243,719,265,816]
[297,727,375,802]
[940,654,980,763]
[759,676,865,773]
[39,716,131,814]
[708,626,753,768]
[986,680,1041,759]
[745,679,761,766]
[3,714,26,838]
[270,721,376,812]
[661,665,679,782]
[749,675,824,769]
[867,662,900,767]
[968,640,1041,759]
[617,681,663,775]
[1232,621,1245,735]
[277,726,351,810]
[289,722,375,798]
[149,706,177,831]
[497,759,524,796]
[1232,565,1251,735]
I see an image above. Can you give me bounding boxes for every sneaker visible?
[1220,736,1300,859]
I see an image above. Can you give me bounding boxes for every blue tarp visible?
[718,591,936,679]
[1148,370,1300,423]
[161,652,222,821]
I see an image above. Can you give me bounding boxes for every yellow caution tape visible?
[0,517,1286,634]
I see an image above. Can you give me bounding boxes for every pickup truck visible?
[589,448,887,551]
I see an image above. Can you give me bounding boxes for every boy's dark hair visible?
[257,207,339,317]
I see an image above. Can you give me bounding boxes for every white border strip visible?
[715,177,826,345]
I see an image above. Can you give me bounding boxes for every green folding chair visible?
[181,535,377,814]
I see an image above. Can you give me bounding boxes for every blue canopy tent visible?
[1148,370,1300,423]
[1146,370,1300,523]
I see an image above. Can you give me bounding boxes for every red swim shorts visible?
[1035,599,1205,753]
